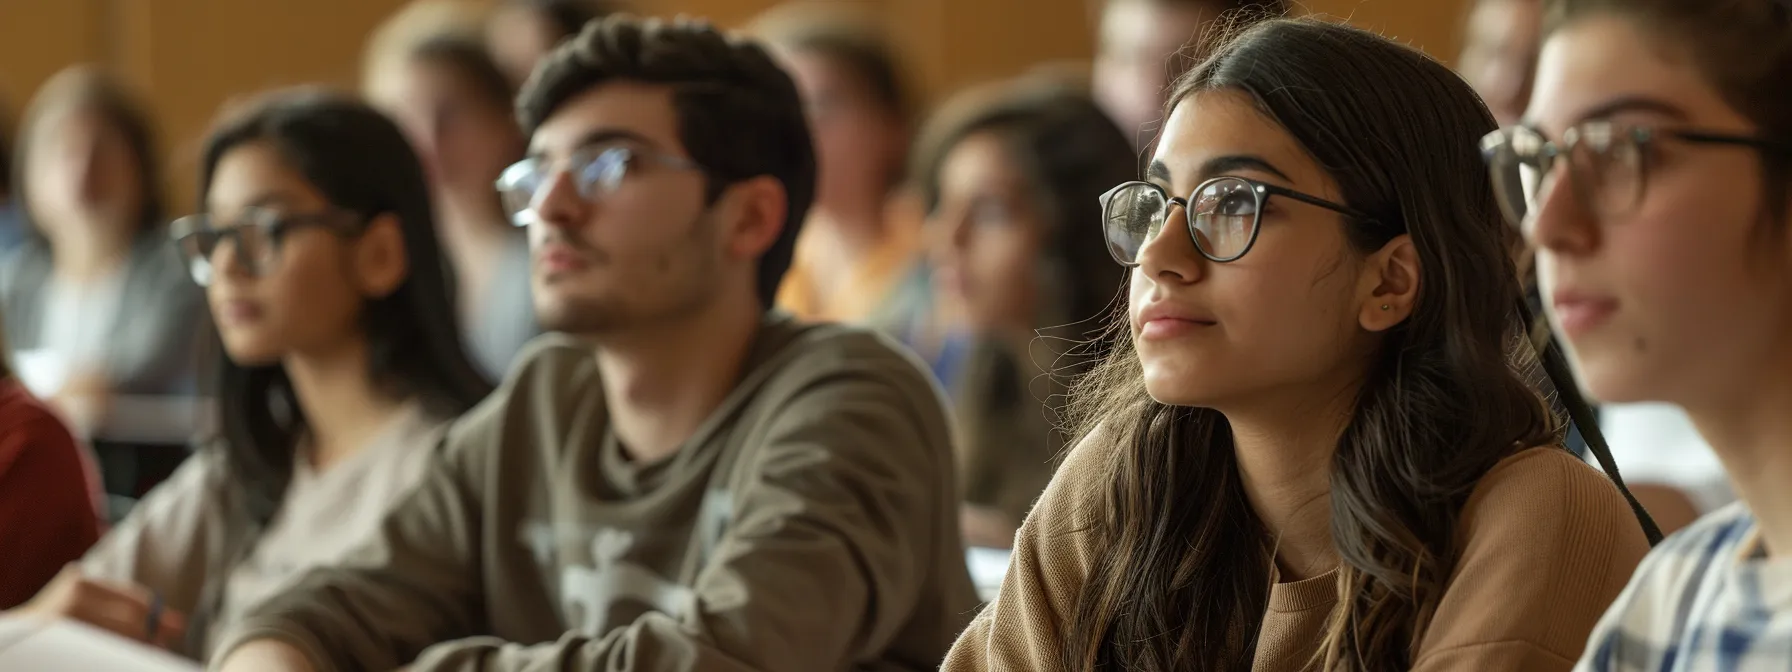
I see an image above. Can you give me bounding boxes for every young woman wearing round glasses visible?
[13,89,491,659]
[944,16,1654,672]
[1484,0,1792,667]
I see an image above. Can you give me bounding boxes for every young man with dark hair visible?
[214,15,976,671]
[1091,0,1288,148]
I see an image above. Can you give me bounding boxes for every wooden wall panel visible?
[653,0,1465,106]
[0,0,1469,209]
[0,0,106,126]
[118,0,413,210]
[1304,0,1469,66]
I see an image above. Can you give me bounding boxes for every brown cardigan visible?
[943,441,1651,671]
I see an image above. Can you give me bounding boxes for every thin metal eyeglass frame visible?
[497,146,704,227]
[1100,176,1377,266]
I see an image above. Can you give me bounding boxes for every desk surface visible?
[0,616,199,671]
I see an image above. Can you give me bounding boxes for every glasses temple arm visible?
[1669,130,1792,156]
[1262,184,1378,221]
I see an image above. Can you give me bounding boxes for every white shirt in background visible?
[1598,402,1734,513]
[22,271,131,395]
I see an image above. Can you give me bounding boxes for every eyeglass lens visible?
[1490,123,1645,233]
[1102,177,1261,265]
[499,148,630,227]
[175,215,283,286]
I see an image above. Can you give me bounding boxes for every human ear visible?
[1357,233,1420,332]
[718,176,788,261]
[353,213,409,299]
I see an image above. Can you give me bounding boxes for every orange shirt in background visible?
[775,198,927,325]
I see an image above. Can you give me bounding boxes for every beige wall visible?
[0,0,1468,210]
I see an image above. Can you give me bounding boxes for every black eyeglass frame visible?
[168,209,365,286]
[1099,175,1378,266]
[1479,122,1792,228]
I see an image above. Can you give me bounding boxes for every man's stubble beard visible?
[536,210,721,336]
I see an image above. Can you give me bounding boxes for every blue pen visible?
[144,591,164,643]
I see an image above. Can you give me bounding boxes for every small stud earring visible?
[1380,304,1392,311]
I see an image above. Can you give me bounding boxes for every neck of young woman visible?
[1687,345,1792,558]
[49,220,135,281]
[284,334,409,472]
[593,290,762,465]
[1226,376,1362,581]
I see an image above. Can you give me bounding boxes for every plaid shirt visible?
[1576,502,1792,672]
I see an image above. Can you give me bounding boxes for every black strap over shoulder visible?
[1519,296,1665,546]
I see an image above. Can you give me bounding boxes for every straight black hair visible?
[196,88,493,524]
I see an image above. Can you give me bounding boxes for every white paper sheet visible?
[0,615,199,671]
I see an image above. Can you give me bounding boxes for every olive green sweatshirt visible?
[212,316,980,671]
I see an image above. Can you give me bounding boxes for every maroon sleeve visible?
[0,391,105,609]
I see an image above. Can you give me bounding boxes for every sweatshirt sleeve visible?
[1410,447,1650,671]
[206,426,489,672]
[407,372,954,672]
[81,448,225,615]
[941,429,1108,671]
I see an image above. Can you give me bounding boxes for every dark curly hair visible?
[518,14,817,309]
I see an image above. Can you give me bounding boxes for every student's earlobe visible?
[356,214,409,299]
[726,176,788,260]
[1359,233,1420,332]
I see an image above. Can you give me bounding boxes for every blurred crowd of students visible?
[0,0,1782,669]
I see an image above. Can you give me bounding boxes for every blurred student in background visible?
[368,35,536,381]
[0,307,104,610]
[949,18,1651,671]
[1457,0,1541,126]
[487,0,618,88]
[1495,0,1792,666]
[212,17,974,670]
[1092,0,1289,148]
[754,3,923,327]
[0,66,208,508]
[13,89,492,658]
[916,78,1133,548]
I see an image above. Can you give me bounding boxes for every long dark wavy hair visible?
[1059,17,1614,670]
[196,89,494,525]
